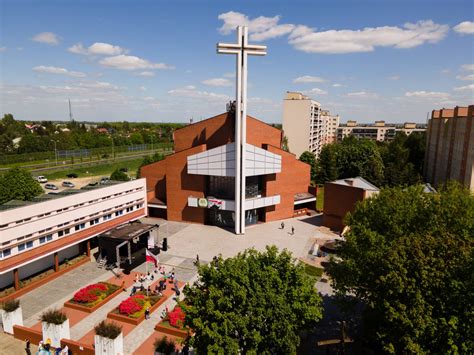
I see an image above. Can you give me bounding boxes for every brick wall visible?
[264,146,311,221]
[322,183,366,231]
[141,159,167,201]
[247,117,282,148]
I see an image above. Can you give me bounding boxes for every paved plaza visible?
[1,214,339,354]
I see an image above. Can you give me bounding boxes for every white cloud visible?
[168,85,230,101]
[137,71,155,77]
[223,72,235,78]
[218,13,449,54]
[293,75,326,83]
[453,84,474,91]
[289,20,449,54]
[346,91,379,98]
[201,78,232,87]
[332,83,347,88]
[139,86,147,92]
[303,87,328,96]
[77,81,119,90]
[0,47,6,52]
[456,74,474,81]
[453,21,474,34]
[461,64,474,71]
[32,32,61,45]
[405,91,451,99]
[218,11,293,41]
[388,75,400,80]
[99,55,173,71]
[441,69,451,74]
[33,65,86,78]
[68,42,127,56]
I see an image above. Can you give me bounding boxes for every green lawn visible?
[43,157,144,180]
[303,263,324,283]
[316,186,324,211]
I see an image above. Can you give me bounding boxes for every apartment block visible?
[424,105,474,191]
[337,121,426,142]
[282,92,339,159]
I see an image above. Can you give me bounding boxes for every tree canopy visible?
[328,183,474,354]
[0,167,43,204]
[183,246,323,354]
[110,169,130,181]
[314,133,425,187]
[299,151,317,182]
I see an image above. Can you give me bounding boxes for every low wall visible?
[0,257,90,303]
[13,324,43,345]
[154,323,189,338]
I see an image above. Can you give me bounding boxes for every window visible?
[115,210,123,217]
[90,218,100,226]
[26,241,33,248]
[65,228,70,235]
[46,235,52,241]
[2,249,11,258]
[75,223,85,231]
[39,236,46,244]
[58,230,64,237]
[18,243,25,251]
[103,214,112,221]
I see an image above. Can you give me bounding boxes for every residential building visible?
[141,110,316,232]
[424,105,474,192]
[321,110,340,144]
[0,179,147,290]
[322,177,379,231]
[337,121,426,142]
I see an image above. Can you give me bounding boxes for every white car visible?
[35,176,48,183]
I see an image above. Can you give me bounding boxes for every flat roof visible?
[0,180,125,211]
[99,222,157,241]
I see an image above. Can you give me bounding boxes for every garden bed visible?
[107,293,165,325]
[64,282,122,313]
[154,306,189,338]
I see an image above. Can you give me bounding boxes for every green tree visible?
[328,183,474,354]
[299,151,317,182]
[315,144,338,184]
[281,135,290,152]
[183,246,323,354]
[0,168,43,204]
[136,152,164,178]
[130,132,144,145]
[110,169,130,181]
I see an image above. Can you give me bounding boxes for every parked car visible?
[45,183,58,190]
[87,182,98,187]
[35,176,48,183]
[100,177,110,185]
[66,173,78,178]
[62,181,75,188]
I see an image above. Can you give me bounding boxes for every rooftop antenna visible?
[68,99,73,121]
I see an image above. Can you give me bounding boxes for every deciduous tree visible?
[183,246,323,354]
[0,168,43,204]
[328,183,474,354]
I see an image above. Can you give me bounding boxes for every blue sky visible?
[1,0,473,123]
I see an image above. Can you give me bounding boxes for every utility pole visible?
[68,99,73,121]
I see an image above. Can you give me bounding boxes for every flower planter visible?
[42,319,70,348]
[94,333,123,355]
[64,283,123,313]
[1,306,23,334]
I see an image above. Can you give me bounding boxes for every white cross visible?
[217,26,267,235]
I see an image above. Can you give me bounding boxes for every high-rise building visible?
[424,105,473,191]
[336,121,426,142]
[282,92,339,159]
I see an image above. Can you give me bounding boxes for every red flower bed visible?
[119,295,145,316]
[73,283,108,303]
[168,306,185,328]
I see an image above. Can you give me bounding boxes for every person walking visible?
[291,226,295,235]
[281,222,285,229]
[145,307,150,320]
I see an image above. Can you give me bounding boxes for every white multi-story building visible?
[336,121,426,142]
[282,92,340,159]
[0,179,147,289]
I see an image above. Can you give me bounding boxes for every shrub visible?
[118,295,144,316]
[41,309,67,325]
[168,306,185,329]
[1,299,20,312]
[73,283,108,304]
[154,336,176,354]
[94,320,122,339]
